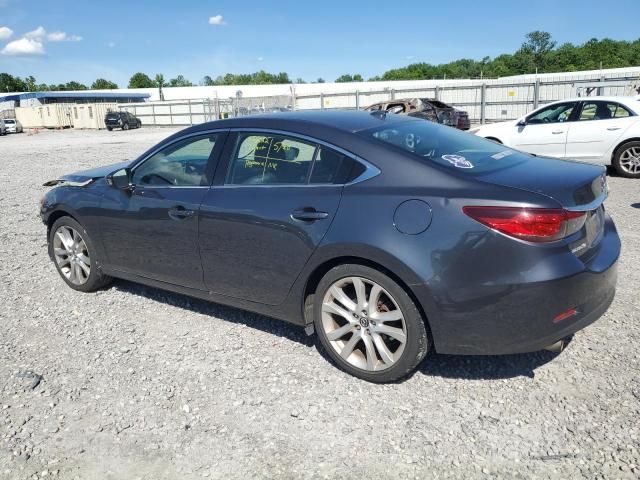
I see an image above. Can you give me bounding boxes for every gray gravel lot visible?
[1,127,639,480]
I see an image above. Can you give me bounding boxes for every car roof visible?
[547,96,640,105]
[193,110,412,134]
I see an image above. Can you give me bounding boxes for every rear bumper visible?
[423,214,620,355]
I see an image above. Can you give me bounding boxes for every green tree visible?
[519,30,557,72]
[0,73,27,92]
[201,75,214,86]
[154,74,165,101]
[335,74,353,82]
[168,75,193,87]
[91,78,118,89]
[128,72,155,88]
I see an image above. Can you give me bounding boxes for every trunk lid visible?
[474,155,607,210]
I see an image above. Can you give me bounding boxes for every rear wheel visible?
[314,264,429,383]
[106,127,113,131]
[613,141,640,178]
[49,217,112,292]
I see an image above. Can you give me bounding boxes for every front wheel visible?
[313,264,430,383]
[49,216,112,292]
[122,123,130,131]
[613,141,640,178]
[106,127,113,131]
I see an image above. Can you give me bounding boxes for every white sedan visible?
[470,96,640,178]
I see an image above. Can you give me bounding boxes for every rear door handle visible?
[168,206,195,220]
[552,130,564,134]
[607,126,622,131]
[291,208,329,222]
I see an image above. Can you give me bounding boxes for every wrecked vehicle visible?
[365,98,471,130]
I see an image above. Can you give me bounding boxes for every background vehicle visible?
[0,119,5,136]
[3,118,23,133]
[40,111,619,382]
[470,96,640,178]
[365,98,471,130]
[104,111,142,131]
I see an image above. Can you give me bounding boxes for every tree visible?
[316,78,325,83]
[128,72,155,88]
[168,75,193,87]
[91,78,118,89]
[0,73,27,92]
[518,31,557,72]
[155,74,165,101]
[335,74,364,82]
[201,75,214,86]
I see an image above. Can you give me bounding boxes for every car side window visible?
[527,102,577,124]
[133,134,218,187]
[309,147,361,184]
[226,133,316,185]
[579,101,632,121]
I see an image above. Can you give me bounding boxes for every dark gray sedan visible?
[40,111,620,382]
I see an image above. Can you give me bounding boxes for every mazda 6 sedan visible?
[40,110,620,382]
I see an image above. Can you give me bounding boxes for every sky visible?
[0,0,639,87]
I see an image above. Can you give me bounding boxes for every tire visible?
[313,264,430,383]
[48,216,113,292]
[122,123,130,131]
[613,141,640,178]
[137,121,142,128]
[107,127,112,131]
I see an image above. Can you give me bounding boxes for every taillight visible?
[462,206,586,242]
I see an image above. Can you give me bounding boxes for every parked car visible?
[3,118,23,133]
[104,111,142,131]
[0,119,6,136]
[365,98,471,130]
[40,111,619,382]
[470,96,640,178]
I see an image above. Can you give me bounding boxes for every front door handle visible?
[552,130,564,134]
[168,206,195,220]
[291,208,329,222]
[607,126,622,131]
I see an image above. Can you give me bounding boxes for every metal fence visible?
[117,72,640,127]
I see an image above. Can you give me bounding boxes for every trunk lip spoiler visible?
[565,176,608,213]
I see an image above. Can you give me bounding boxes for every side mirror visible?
[516,118,527,127]
[106,167,133,191]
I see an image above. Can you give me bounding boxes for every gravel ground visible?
[1,127,639,480]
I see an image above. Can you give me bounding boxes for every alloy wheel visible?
[619,146,640,174]
[53,225,91,285]
[321,276,407,372]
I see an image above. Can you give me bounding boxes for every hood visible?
[43,161,130,187]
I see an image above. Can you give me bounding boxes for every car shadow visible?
[110,279,564,382]
[631,203,640,209]
[418,348,562,380]
[112,279,314,347]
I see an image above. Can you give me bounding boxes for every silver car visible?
[3,118,22,133]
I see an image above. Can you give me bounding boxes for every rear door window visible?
[579,101,633,121]
[226,134,316,185]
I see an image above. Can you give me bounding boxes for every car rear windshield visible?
[423,99,450,109]
[106,113,121,118]
[360,120,527,175]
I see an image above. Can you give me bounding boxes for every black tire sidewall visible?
[48,216,109,292]
[614,141,640,179]
[313,264,429,383]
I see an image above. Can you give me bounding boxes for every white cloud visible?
[25,26,46,40]
[47,31,82,42]
[0,26,12,40]
[208,15,225,26]
[108,41,115,48]
[257,56,264,61]
[1,37,45,56]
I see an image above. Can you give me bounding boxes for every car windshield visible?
[5,120,15,124]
[361,120,528,174]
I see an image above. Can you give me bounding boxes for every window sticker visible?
[442,154,474,169]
